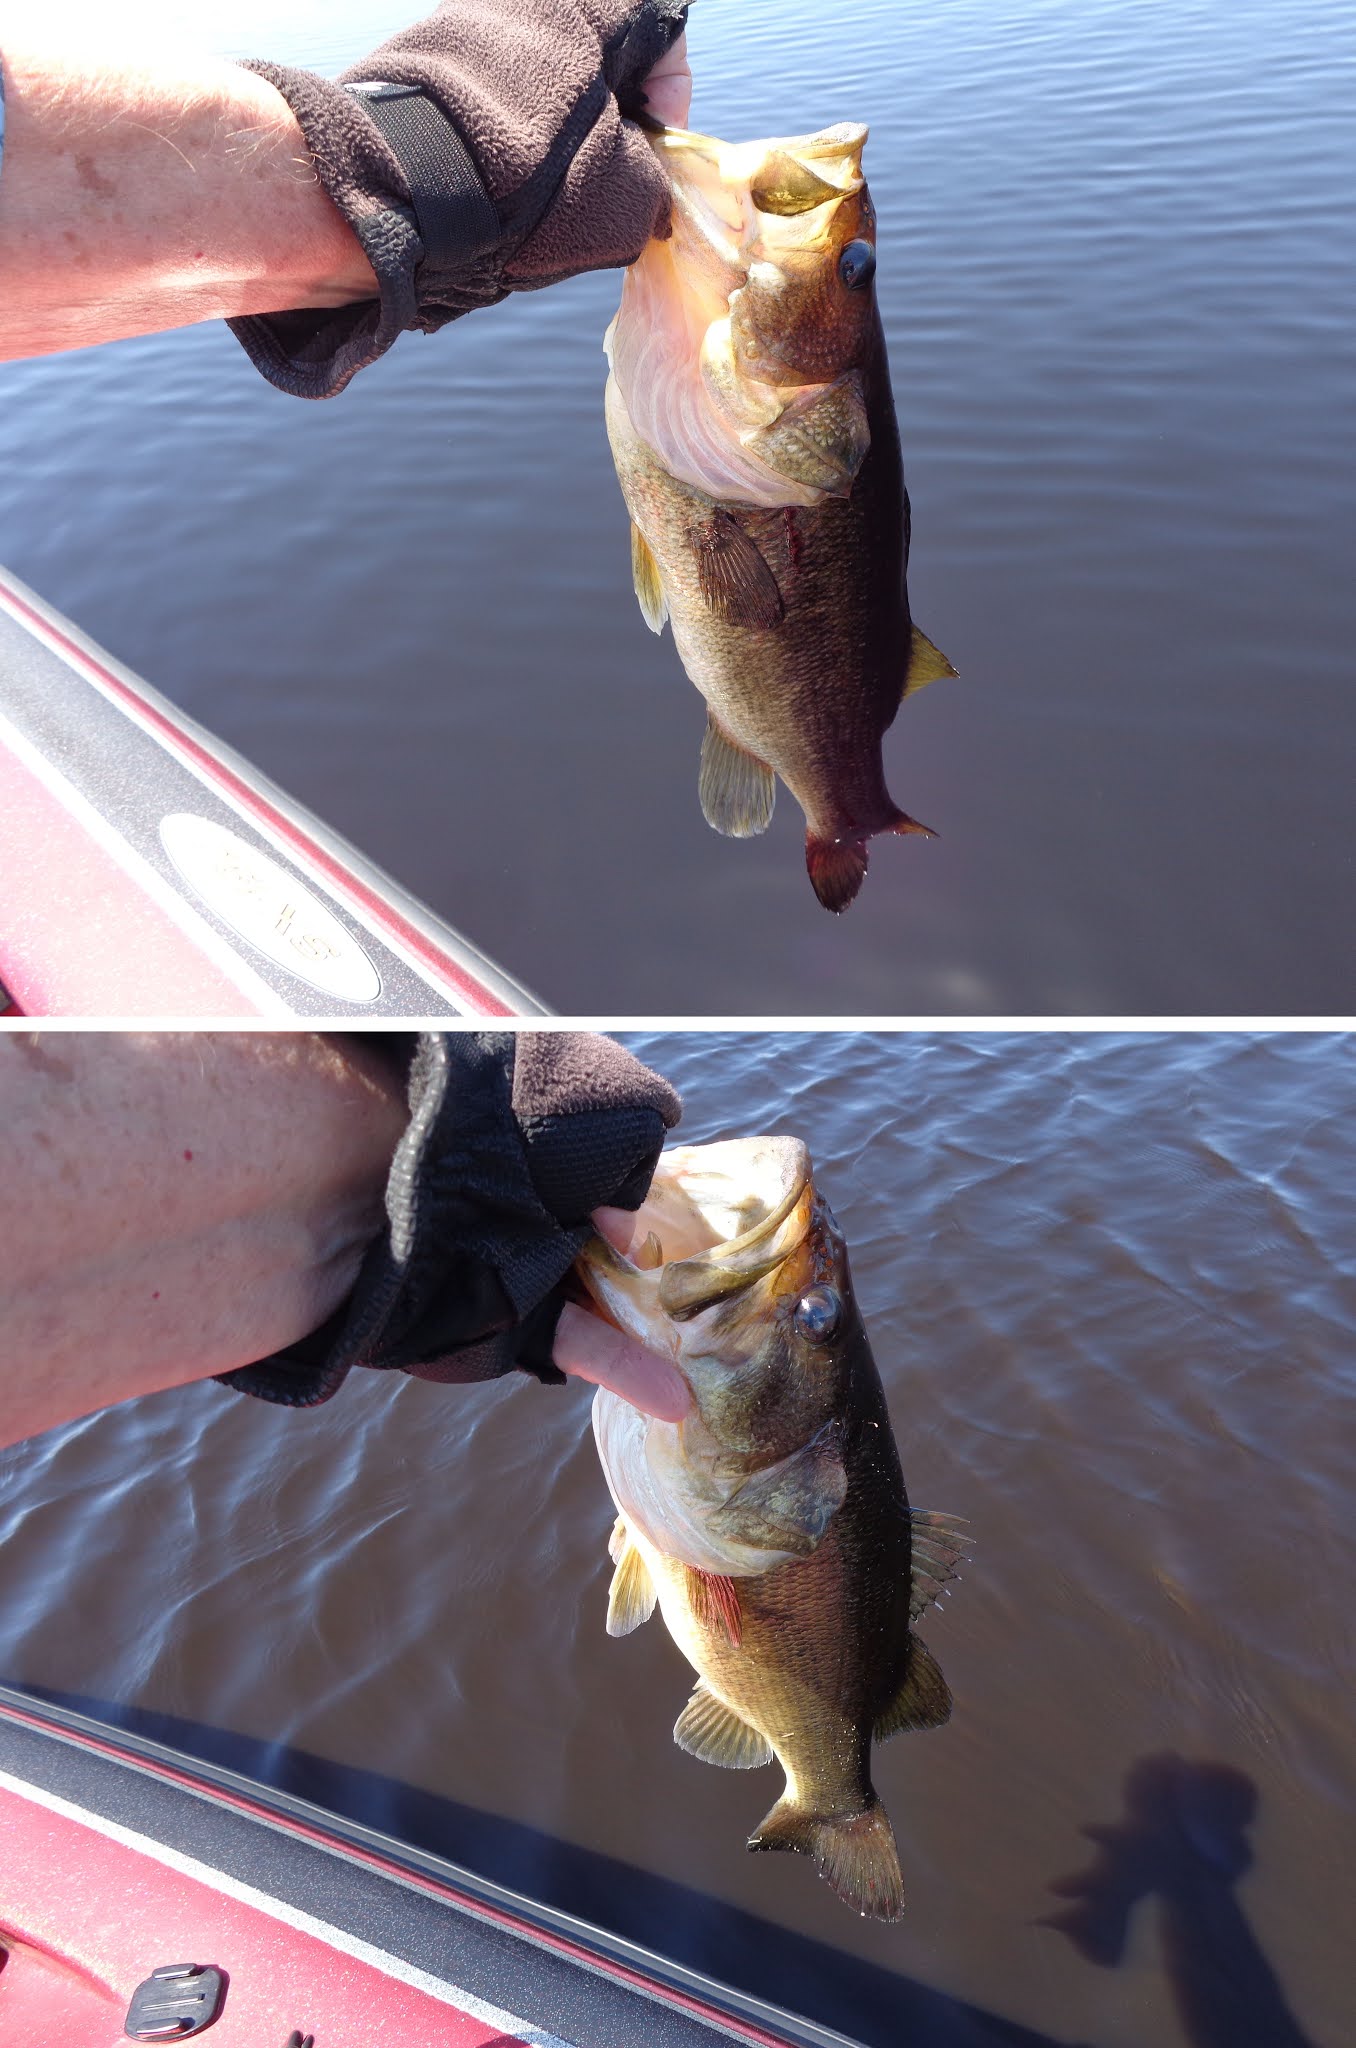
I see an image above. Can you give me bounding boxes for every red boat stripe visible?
[0,1767,559,2046]
[0,577,518,1018]
[0,712,279,1017]
[0,1700,798,2048]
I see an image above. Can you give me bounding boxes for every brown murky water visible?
[1,1032,1351,2046]
[1,2,1353,1010]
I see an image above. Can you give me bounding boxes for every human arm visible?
[0,4,690,378]
[0,24,378,360]
[0,1031,686,1450]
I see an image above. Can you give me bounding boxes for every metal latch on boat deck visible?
[123,1961,227,2039]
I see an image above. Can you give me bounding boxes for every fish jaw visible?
[579,1138,858,1576]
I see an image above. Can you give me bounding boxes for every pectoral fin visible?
[674,1682,772,1769]
[694,511,784,630]
[607,1536,657,1637]
[631,523,669,635]
[708,1420,847,1557]
[903,626,958,698]
[699,718,776,838]
[874,1635,953,1739]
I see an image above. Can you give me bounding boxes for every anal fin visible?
[674,1682,772,1769]
[873,1635,952,1740]
[699,719,775,838]
[630,522,669,634]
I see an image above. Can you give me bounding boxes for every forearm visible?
[0,1033,408,1446]
[0,22,377,358]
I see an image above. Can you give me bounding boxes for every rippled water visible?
[1,3,1353,1010]
[1,1032,1352,2046]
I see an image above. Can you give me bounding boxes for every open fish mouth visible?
[576,1137,814,1348]
[650,123,869,274]
[578,1139,829,1577]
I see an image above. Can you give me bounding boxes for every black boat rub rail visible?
[0,1685,862,2048]
[0,564,547,1018]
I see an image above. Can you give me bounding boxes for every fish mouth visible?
[649,123,869,274]
[576,1137,814,1352]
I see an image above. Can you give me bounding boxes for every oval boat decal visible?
[159,814,381,1003]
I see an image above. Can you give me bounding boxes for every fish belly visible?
[607,374,908,839]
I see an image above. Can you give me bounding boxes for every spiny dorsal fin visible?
[630,522,669,635]
[909,1508,973,1621]
[694,510,785,630]
[699,719,776,838]
[674,1682,773,1769]
[903,625,958,699]
[607,1537,657,1637]
[874,1635,952,1741]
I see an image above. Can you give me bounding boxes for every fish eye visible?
[793,1286,843,1344]
[839,240,876,292]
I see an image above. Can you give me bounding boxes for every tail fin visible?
[748,1792,904,1920]
[806,810,936,914]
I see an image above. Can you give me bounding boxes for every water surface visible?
[1,1032,1351,2046]
[0,1,1352,1009]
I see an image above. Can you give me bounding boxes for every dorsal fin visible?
[903,625,958,699]
[909,1508,973,1621]
[874,1635,952,1741]
[674,1682,773,1769]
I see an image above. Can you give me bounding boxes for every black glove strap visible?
[345,81,501,271]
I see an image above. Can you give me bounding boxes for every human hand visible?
[231,0,692,397]
[552,1206,690,1421]
[639,28,692,127]
[220,1033,687,1413]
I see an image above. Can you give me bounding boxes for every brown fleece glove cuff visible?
[229,0,687,398]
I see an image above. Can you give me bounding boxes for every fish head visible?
[578,1137,866,1574]
[653,123,878,386]
[614,124,881,505]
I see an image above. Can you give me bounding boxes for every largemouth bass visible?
[576,1138,968,1919]
[605,123,956,913]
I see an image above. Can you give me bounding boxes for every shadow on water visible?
[1043,1753,1316,2048]
[20,1681,1075,2048]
